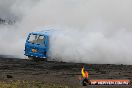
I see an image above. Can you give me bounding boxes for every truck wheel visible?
[41,58,47,61]
[28,56,47,61]
[28,56,36,61]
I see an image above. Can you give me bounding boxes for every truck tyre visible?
[42,59,47,61]
[28,56,37,61]
[28,56,47,61]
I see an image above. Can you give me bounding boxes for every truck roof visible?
[31,29,55,36]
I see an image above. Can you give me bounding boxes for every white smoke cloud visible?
[1,0,132,64]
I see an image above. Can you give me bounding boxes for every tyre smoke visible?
[1,0,132,64]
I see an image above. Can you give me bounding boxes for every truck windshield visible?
[28,34,45,45]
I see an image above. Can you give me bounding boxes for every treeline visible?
[0,18,15,25]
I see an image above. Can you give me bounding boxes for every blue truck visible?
[24,30,50,60]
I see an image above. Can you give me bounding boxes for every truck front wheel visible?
[28,56,37,61]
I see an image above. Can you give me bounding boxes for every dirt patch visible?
[0,55,131,88]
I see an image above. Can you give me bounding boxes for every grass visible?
[1,80,131,88]
[0,80,69,88]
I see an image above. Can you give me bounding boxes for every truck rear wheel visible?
[28,56,47,61]
[40,58,47,61]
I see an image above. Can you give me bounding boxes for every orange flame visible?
[81,66,89,78]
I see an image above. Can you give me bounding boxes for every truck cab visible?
[24,31,49,60]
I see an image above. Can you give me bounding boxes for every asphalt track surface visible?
[0,55,132,88]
